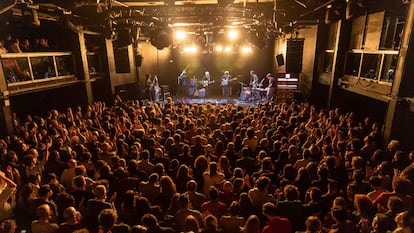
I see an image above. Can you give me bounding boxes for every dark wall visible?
[10,84,87,119]
[333,89,388,125]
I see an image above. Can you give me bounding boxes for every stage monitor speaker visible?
[286,39,304,73]
[276,54,284,66]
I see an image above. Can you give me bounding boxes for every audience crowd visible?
[0,96,413,233]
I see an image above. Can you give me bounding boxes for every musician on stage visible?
[178,70,188,97]
[146,74,155,101]
[265,73,276,102]
[249,70,261,101]
[202,71,211,97]
[221,71,231,98]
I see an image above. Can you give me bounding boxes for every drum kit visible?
[239,82,267,102]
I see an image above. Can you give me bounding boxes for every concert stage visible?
[173,96,260,107]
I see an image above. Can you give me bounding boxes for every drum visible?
[198,88,206,98]
[240,87,251,101]
[188,87,196,96]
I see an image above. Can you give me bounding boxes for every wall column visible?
[78,32,94,105]
[383,1,414,145]
[0,62,15,135]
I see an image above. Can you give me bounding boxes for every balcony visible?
[1,52,79,95]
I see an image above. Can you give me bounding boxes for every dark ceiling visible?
[0,0,408,45]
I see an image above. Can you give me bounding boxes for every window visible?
[345,53,361,76]
[380,54,398,82]
[360,54,381,79]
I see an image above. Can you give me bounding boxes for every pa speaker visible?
[135,54,143,67]
[286,39,304,73]
[115,28,132,47]
[276,54,284,66]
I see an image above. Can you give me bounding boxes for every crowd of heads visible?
[0,96,413,233]
[0,34,51,54]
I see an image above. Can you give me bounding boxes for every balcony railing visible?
[1,52,76,87]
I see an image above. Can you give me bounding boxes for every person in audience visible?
[85,185,114,233]
[393,211,411,233]
[202,162,225,196]
[184,215,202,233]
[59,206,86,233]
[20,39,31,52]
[220,201,245,233]
[248,176,276,214]
[0,171,17,221]
[261,202,291,233]
[184,180,207,211]
[303,216,322,233]
[201,186,227,219]
[98,208,130,233]
[240,215,260,233]
[174,194,203,232]
[329,207,356,233]
[1,95,414,233]
[202,215,218,233]
[31,204,59,233]
[0,39,8,54]
[141,213,175,233]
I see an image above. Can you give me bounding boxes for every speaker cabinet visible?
[286,39,304,73]
[276,54,285,66]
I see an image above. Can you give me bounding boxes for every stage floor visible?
[174,97,258,106]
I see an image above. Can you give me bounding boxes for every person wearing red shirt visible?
[262,202,292,233]
[201,186,227,219]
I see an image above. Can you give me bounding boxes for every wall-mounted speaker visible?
[276,54,285,66]
[136,54,143,67]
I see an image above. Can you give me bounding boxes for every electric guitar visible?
[201,80,215,87]
[221,77,237,86]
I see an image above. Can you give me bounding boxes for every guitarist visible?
[202,71,213,97]
[178,68,189,97]
[221,71,232,98]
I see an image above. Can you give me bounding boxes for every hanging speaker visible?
[276,54,284,66]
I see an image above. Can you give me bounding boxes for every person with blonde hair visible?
[304,216,322,233]
[240,215,260,233]
[393,211,412,233]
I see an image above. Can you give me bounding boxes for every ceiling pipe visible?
[0,0,17,15]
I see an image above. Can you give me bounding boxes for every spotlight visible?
[224,46,232,53]
[228,29,238,40]
[241,46,252,54]
[215,45,223,52]
[183,45,198,53]
[175,30,186,40]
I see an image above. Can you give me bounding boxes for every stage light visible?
[183,45,198,53]
[224,46,232,53]
[215,45,223,52]
[175,30,186,40]
[228,29,239,40]
[241,46,252,54]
